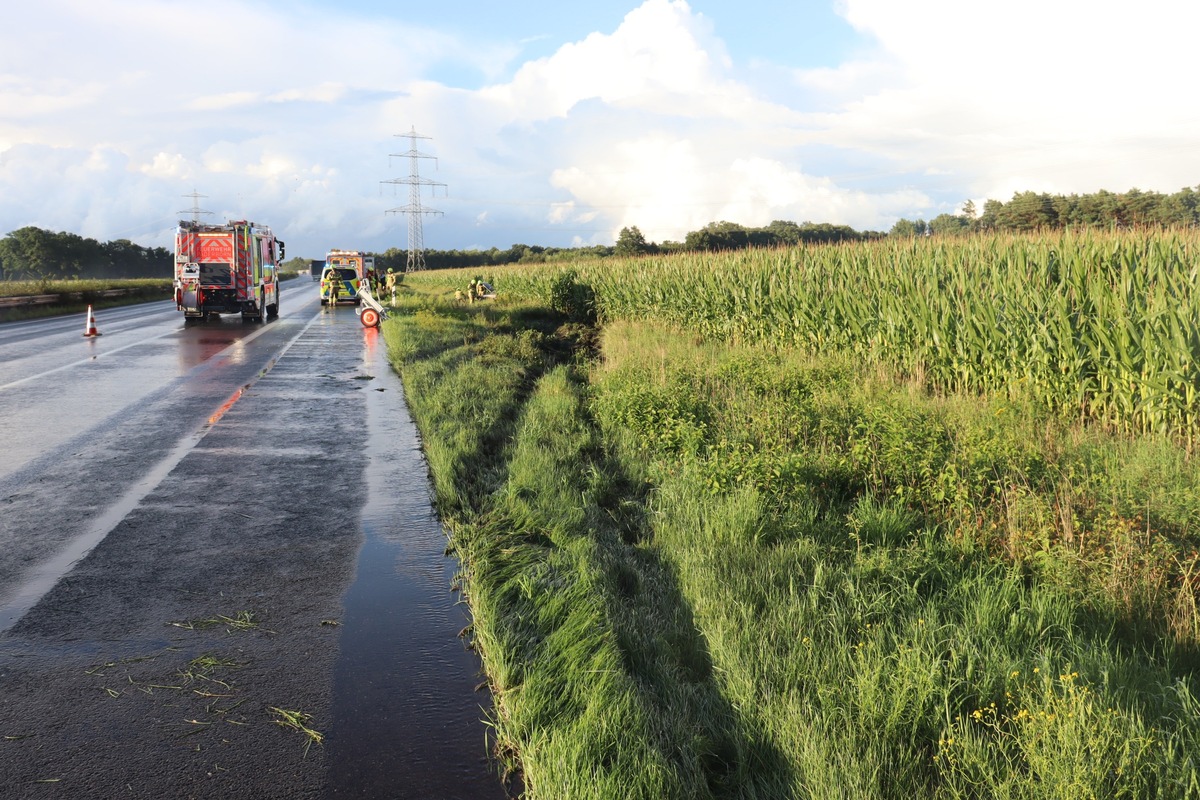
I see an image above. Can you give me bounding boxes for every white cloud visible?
[471,0,875,241]
[267,83,348,104]
[552,139,927,241]
[793,59,896,99]
[823,0,1200,200]
[547,202,576,224]
[480,0,740,120]
[188,92,264,112]
[139,153,192,180]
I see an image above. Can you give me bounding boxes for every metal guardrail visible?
[0,288,141,309]
[0,294,58,308]
[0,276,302,311]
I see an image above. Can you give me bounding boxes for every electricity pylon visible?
[179,190,213,224]
[382,127,445,272]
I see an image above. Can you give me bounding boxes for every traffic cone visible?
[82,305,102,337]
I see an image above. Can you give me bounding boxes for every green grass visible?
[269,707,324,755]
[386,273,1200,797]
[385,290,789,797]
[0,277,174,321]
[592,317,1200,798]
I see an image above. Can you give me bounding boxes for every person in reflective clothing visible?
[385,268,397,305]
[327,271,341,306]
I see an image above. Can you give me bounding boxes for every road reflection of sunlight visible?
[362,325,379,370]
[176,325,250,373]
[207,386,246,426]
[228,339,246,366]
[205,353,280,427]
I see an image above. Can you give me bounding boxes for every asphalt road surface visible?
[0,283,505,799]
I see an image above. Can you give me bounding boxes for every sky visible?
[1,0,1198,259]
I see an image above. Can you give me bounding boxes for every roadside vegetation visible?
[0,277,174,321]
[388,230,1200,798]
[0,277,173,298]
[0,274,311,322]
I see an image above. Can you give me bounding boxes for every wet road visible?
[0,283,505,799]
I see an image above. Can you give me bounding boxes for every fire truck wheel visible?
[360,308,380,328]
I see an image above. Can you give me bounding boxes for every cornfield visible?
[419,231,1200,443]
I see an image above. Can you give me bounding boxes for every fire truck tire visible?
[360,308,380,328]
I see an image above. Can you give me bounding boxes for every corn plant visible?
[410,230,1200,443]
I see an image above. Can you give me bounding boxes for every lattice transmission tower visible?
[178,190,213,224]
[382,127,445,272]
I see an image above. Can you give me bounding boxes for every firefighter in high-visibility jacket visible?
[327,272,341,306]
[385,268,397,305]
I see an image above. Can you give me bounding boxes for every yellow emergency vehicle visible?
[320,249,373,306]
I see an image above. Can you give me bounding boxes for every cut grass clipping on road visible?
[388,246,1200,799]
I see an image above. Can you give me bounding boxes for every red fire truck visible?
[174,220,284,323]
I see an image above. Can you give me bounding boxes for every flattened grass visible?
[384,291,789,798]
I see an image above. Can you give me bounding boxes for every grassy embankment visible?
[387,231,1200,798]
[0,278,174,321]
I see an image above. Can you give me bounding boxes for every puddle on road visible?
[326,328,505,799]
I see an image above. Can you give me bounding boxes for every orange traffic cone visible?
[82,305,102,337]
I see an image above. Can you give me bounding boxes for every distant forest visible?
[3,186,1199,279]
[379,185,1200,269]
[891,186,1200,238]
[0,226,171,281]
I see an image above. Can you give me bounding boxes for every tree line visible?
[373,220,879,269]
[893,186,1200,237]
[0,226,171,281]
[389,186,1200,268]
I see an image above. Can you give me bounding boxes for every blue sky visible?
[1,0,1197,258]
[374,1,860,81]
